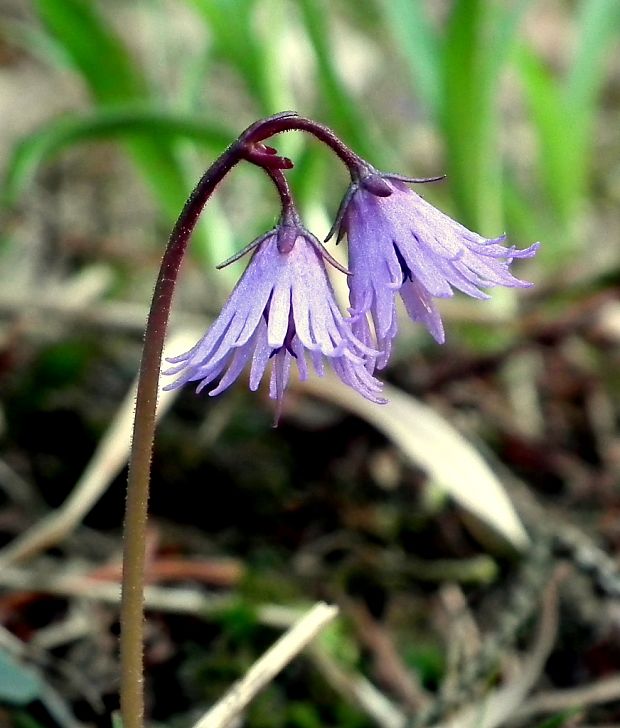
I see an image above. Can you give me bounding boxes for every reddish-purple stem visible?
[120,111,362,728]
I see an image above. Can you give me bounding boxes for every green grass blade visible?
[566,0,620,115]
[186,0,289,115]
[185,0,260,101]
[479,0,532,233]
[517,1,619,243]
[2,108,233,205]
[34,0,145,102]
[563,0,620,206]
[296,0,378,161]
[253,0,297,115]
[32,0,195,222]
[377,0,441,115]
[517,48,579,229]
[441,0,494,230]
[442,0,531,233]
[482,0,532,85]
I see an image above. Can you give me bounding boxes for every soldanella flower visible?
[164,211,385,409]
[333,172,539,368]
[160,116,540,413]
[123,115,541,728]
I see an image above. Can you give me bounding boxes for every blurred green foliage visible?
[1,4,619,725]
[3,0,619,271]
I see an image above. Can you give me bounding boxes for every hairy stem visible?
[120,145,242,728]
[244,113,364,175]
[120,110,356,728]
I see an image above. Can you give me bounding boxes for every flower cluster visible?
[164,216,385,412]
[165,121,538,416]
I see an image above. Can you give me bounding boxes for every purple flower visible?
[337,175,539,368]
[163,221,386,410]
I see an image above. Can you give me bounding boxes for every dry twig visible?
[514,674,620,722]
[192,602,338,728]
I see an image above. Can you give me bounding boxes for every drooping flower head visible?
[161,115,540,418]
[333,172,539,368]
[164,210,385,414]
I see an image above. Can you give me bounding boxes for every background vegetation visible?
[0,1,619,726]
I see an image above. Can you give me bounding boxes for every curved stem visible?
[120,143,243,728]
[244,114,365,177]
[119,108,300,726]
[119,110,356,728]
[265,167,295,213]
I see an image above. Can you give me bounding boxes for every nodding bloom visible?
[163,216,386,412]
[335,173,540,368]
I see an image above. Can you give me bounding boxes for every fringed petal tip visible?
[341,177,541,360]
[424,320,445,344]
[162,361,188,377]
[163,167,540,410]
[165,351,192,364]
[515,241,541,259]
[161,378,182,392]
[499,241,540,263]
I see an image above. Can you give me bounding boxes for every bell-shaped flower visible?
[163,219,386,411]
[335,174,539,368]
